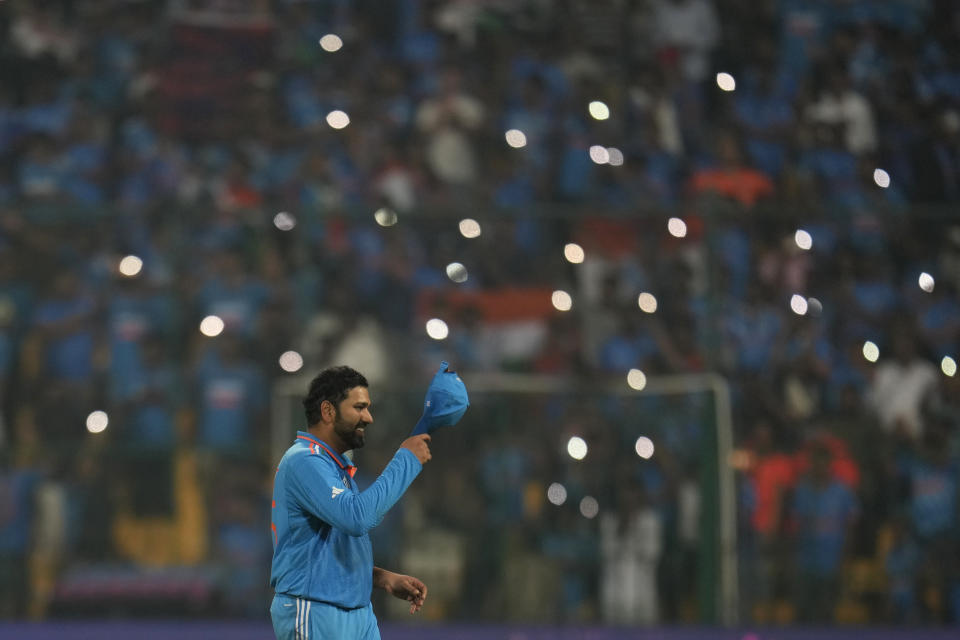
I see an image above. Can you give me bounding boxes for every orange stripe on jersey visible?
[296,435,358,476]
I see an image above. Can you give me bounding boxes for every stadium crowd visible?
[1,0,959,627]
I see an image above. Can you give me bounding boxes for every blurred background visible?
[0,0,959,637]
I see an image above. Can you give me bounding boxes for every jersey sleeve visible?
[287,448,422,537]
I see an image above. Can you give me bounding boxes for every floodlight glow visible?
[547,482,568,506]
[579,496,599,519]
[374,208,398,227]
[588,101,610,120]
[567,436,588,460]
[86,410,109,434]
[589,145,610,164]
[635,436,655,459]
[279,350,304,372]
[790,294,808,315]
[919,272,935,293]
[564,243,585,264]
[119,255,143,277]
[873,168,890,188]
[426,318,449,340]
[459,218,481,238]
[319,34,343,52]
[637,293,658,313]
[863,341,880,363]
[627,368,647,390]
[551,290,573,311]
[667,217,687,238]
[607,147,624,166]
[446,262,468,283]
[200,315,225,337]
[942,356,957,377]
[326,110,350,129]
[505,129,527,148]
[716,72,736,91]
[795,229,812,250]
[273,211,296,231]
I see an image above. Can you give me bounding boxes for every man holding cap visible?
[269,363,468,640]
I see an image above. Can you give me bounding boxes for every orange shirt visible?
[691,168,774,207]
[750,453,797,535]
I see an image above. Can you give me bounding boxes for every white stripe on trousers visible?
[296,597,310,640]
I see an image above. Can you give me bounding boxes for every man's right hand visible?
[400,434,432,464]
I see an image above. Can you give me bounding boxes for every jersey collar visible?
[296,431,357,477]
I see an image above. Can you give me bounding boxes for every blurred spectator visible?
[0,255,26,443]
[722,284,784,375]
[211,478,271,617]
[415,67,485,188]
[195,252,269,339]
[29,271,97,430]
[299,283,392,385]
[885,515,921,624]
[9,3,80,66]
[901,427,959,623]
[866,330,938,441]
[740,420,796,623]
[373,143,423,214]
[733,61,797,178]
[119,334,182,448]
[805,69,877,155]
[627,66,685,159]
[690,133,775,207]
[776,0,832,76]
[790,442,859,624]
[916,281,960,358]
[193,336,266,455]
[18,135,67,202]
[0,451,39,618]
[107,274,176,401]
[540,503,598,623]
[295,150,345,213]
[118,335,182,518]
[795,121,860,208]
[597,309,660,373]
[57,105,109,205]
[911,108,960,202]
[845,255,900,337]
[779,313,830,421]
[600,483,662,625]
[502,74,557,175]
[650,0,720,84]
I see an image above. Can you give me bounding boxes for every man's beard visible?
[334,414,366,450]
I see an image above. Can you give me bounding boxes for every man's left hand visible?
[378,570,428,614]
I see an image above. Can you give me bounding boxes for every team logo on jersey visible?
[331,486,344,498]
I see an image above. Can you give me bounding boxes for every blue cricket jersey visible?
[270,431,422,608]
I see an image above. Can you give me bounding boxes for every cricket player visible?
[269,365,435,639]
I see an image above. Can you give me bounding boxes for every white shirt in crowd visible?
[868,359,938,439]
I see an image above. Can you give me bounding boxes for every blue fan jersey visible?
[270,431,422,608]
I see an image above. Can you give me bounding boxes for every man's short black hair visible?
[303,366,369,425]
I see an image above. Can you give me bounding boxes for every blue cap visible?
[411,361,470,435]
